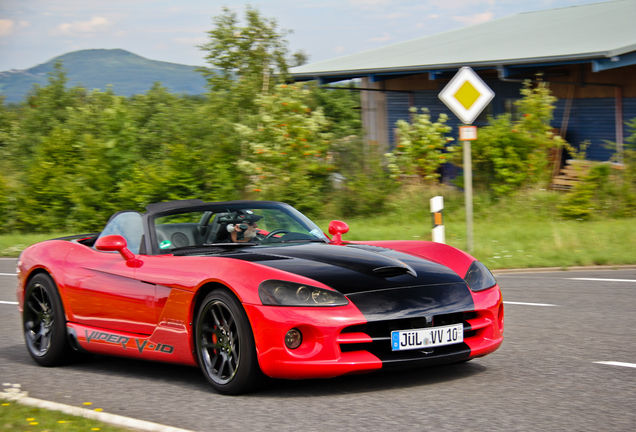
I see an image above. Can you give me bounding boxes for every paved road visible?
[1,258,634,431]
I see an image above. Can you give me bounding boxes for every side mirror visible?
[95,235,136,261]
[328,220,349,245]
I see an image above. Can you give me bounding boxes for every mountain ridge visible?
[0,49,208,103]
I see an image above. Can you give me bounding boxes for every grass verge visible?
[0,233,71,258]
[0,399,133,432]
[316,188,636,270]
[2,189,635,270]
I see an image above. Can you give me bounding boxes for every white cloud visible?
[385,12,408,20]
[369,32,392,43]
[452,11,494,26]
[349,0,391,7]
[174,36,207,46]
[430,0,496,10]
[0,19,29,36]
[0,19,14,36]
[56,16,113,36]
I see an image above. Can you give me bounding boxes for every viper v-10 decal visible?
[84,330,175,354]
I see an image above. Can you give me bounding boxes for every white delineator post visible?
[430,196,445,243]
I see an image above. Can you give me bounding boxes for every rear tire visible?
[23,273,73,366]
[195,289,262,395]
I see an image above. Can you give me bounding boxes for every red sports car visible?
[17,199,503,394]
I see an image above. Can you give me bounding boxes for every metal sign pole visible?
[463,137,473,254]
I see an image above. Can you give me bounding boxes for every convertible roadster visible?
[17,199,503,394]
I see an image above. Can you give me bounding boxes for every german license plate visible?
[391,323,463,351]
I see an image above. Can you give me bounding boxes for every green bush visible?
[386,107,455,184]
[469,78,565,196]
[559,120,636,220]
[326,136,395,217]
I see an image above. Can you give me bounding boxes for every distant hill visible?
[0,49,208,103]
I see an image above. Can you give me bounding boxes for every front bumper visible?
[244,285,503,379]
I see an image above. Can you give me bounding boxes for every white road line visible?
[0,273,16,276]
[594,361,636,369]
[503,301,558,307]
[0,301,18,305]
[568,277,636,283]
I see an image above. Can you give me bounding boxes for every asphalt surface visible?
[1,257,635,431]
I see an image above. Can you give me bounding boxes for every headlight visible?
[259,280,349,307]
[464,261,497,292]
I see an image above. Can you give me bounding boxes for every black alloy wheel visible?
[195,289,261,395]
[23,273,72,366]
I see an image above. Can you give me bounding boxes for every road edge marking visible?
[503,301,558,307]
[594,361,636,369]
[0,390,195,432]
[568,278,636,283]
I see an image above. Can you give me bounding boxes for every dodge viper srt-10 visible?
[17,199,503,394]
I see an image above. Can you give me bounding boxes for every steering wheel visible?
[264,229,290,239]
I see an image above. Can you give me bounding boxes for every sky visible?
[0,0,613,71]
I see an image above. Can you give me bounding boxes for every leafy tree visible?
[385,108,455,184]
[311,83,362,139]
[198,5,295,120]
[15,125,80,231]
[0,98,17,228]
[0,6,386,232]
[118,83,243,209]
[0,96,14,148]
[0,171,7,231]
[291,50,310,67]
[15,62,85,163]
[327,135,394,217]
[235,84,333,213]
[625,118,636,151]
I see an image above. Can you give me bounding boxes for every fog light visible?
[285,328,302,349]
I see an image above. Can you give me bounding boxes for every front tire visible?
[195,289,261,395]
[23,273,73,366]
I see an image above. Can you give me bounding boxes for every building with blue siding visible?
[291,0,636,162]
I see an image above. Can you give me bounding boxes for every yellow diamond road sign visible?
[438,67,494,125]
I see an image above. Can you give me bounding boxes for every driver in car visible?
[226,210,262,243]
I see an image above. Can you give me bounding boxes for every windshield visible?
[151,203,329,253]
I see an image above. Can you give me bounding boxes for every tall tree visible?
[198,6,294,120]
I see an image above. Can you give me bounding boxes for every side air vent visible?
[372,265,417,278]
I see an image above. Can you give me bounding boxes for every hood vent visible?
[372,265,417,278]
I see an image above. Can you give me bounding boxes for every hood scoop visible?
[372,265,417,278]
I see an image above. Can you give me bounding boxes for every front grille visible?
[339,311,477,365]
